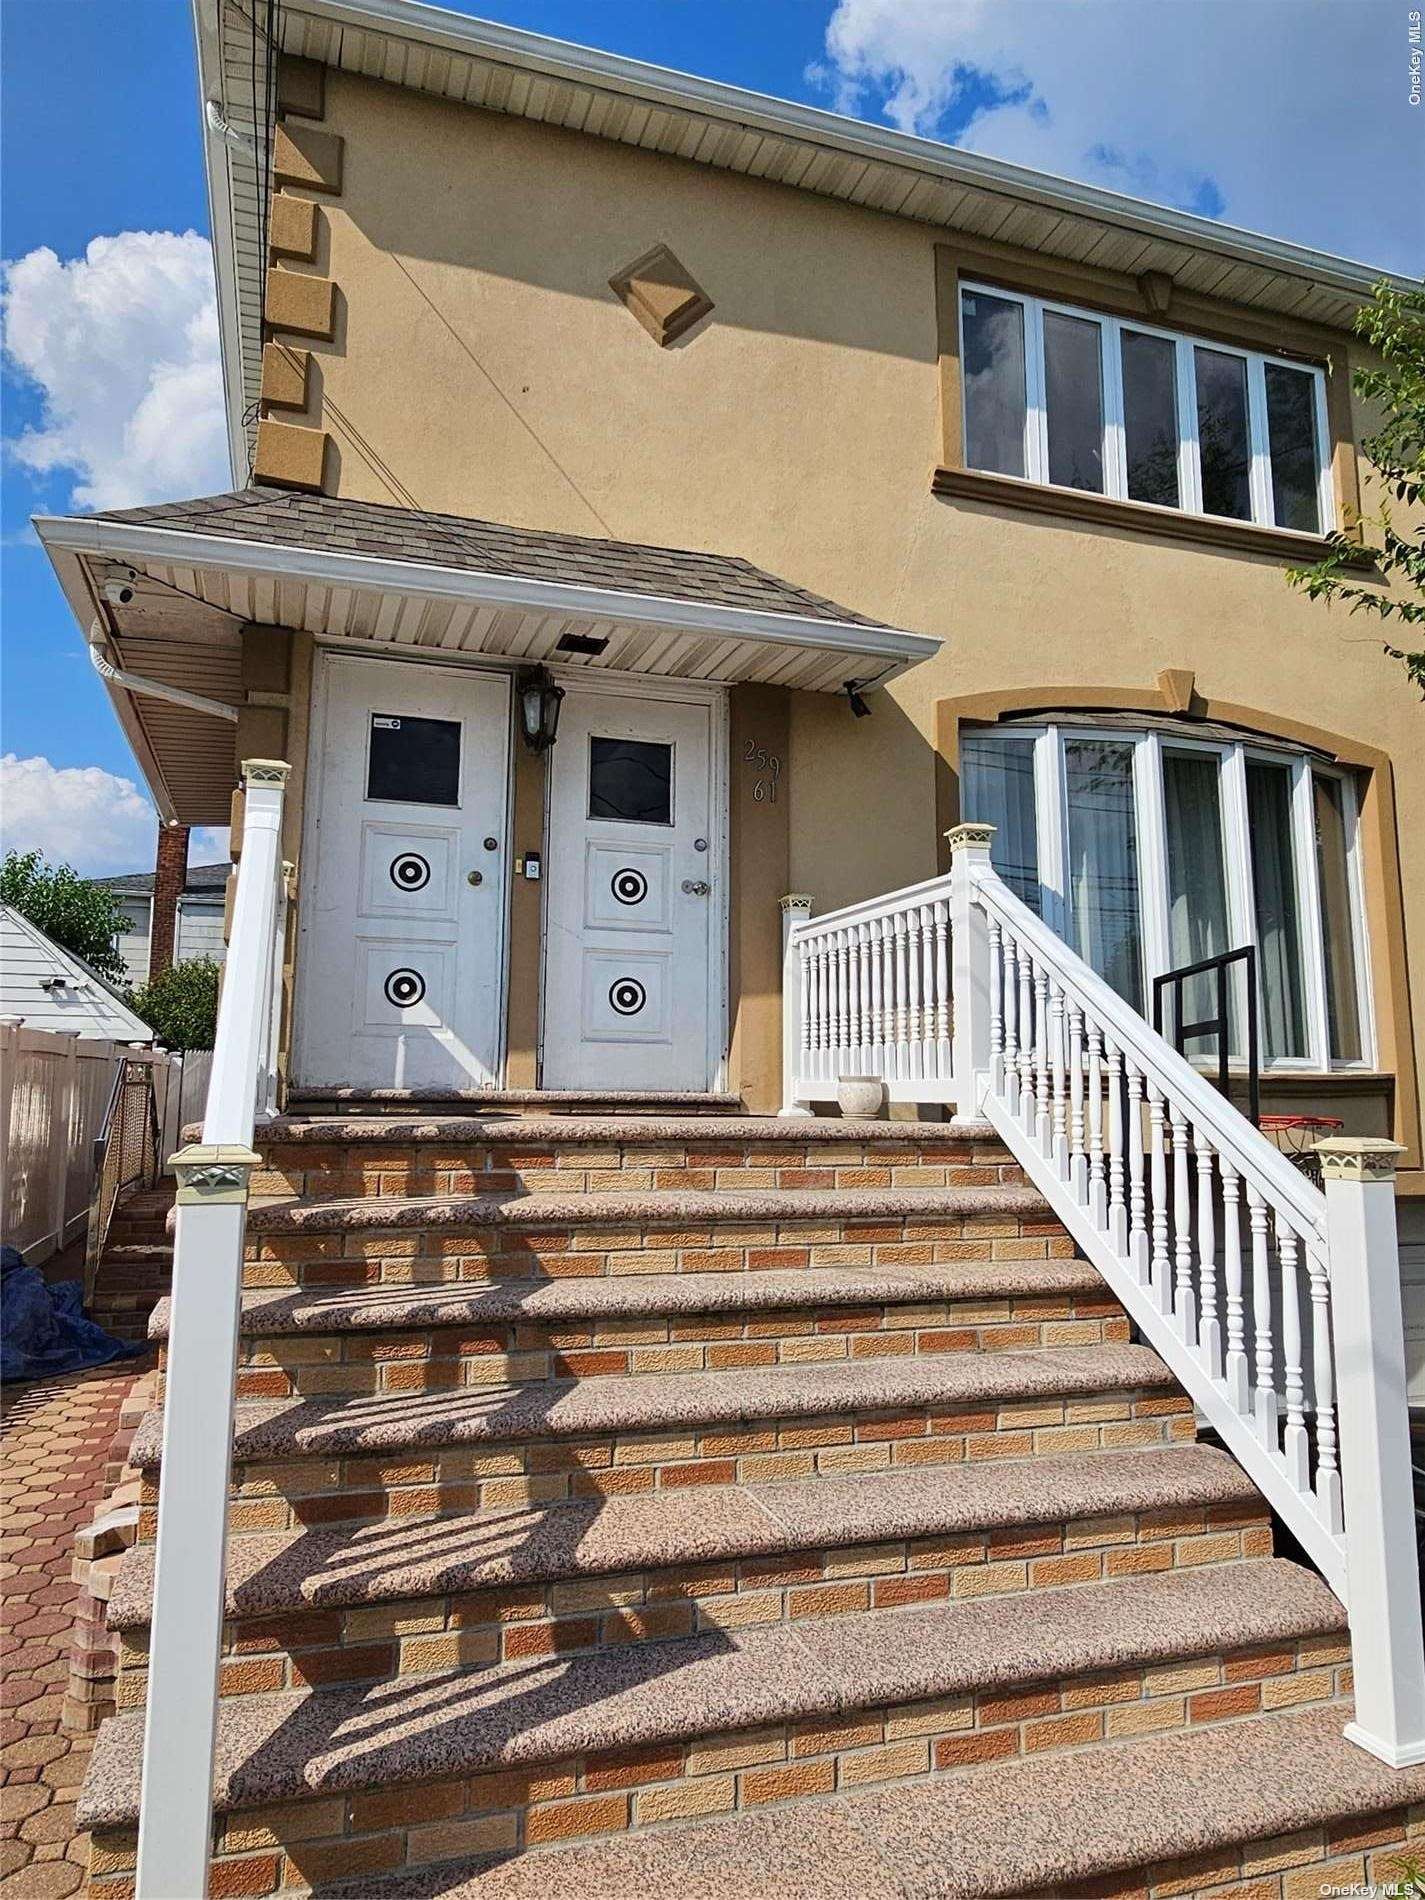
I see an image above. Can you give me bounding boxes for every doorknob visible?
[467,870,483,886]
[681,879,711,897]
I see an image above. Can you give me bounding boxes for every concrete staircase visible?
[78,1107,1425,1897]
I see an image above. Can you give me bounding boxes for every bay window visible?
[961,722,1372,1072]
[959,282,1334,535]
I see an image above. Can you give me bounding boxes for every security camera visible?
[103,580,136,607]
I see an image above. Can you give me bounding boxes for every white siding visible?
[114,896,152,988]
[0,905,154,1042]
[176,898,227,966]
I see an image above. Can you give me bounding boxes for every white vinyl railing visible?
[136,760,289,1900]
[781,823,1425,1769]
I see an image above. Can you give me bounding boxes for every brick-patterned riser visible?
[220,1289,1131,1401]
[86,1630,1351,1897]
[242,1212,1075,1290]
[136,1389,1196,1538]
[113,1497,1275,1701]
[1061,1809,1425,1900]
[249,1135,1026,1201]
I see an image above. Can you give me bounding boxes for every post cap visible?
[779,893,813,912]
[170,1142,263,1205]
[1313,1136,1405,1183]
[945,823,996,855]
[241,759,291,787]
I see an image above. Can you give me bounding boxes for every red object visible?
[1258,1114,1345,1131]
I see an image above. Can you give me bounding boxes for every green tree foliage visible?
[1287,281,1425,695]
[127,956,221,1051]
[0,850,130,983]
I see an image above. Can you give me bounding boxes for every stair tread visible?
[288,1089,745,1111]
[325,1706,1425,1900]
[79,1559,1343,1832]
[128,1343,1177,1471]
[257,1115,998,1146]
[244,1184,1050,1233]
[109,1444,1257,1630]
[150,1257,1108,1341]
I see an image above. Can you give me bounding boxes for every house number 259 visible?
[743,739,782,804]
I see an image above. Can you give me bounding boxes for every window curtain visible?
[961,734,1041,911]
[1246,761,1307,1059]
[1163,751,1234,1050]
[1065,740,1143,1010]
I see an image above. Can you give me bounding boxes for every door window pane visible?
[1065,739,1143,1010]
[961,734,1040,911]
[1121,330,1181,508]
[1313,773,1363,1061]
[1195,348,1252,520]
[589,737,673,824]
[962,291,1027,478]
[1265,364,1323,534]
[1246,760,1307,1059]
[367,714,461,807]
[1043,310,1104,492]
[1163,750,1234,1050]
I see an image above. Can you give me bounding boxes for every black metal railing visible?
[1152,945,1260,1127]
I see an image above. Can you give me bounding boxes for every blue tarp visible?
[1,1246,143,1384]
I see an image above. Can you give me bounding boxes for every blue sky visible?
[2,0,1420,873]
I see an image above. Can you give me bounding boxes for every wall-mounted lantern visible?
[516,666,564,754]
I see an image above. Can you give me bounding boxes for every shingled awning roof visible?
[96,490,889,630]
[36,489,941,825]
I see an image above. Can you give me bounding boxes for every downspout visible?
[87,623,239,724]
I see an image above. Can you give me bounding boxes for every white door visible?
[542,688,720,1090]
[295,655,510,1089]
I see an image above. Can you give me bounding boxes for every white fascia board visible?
[289,0,1404,298]
[32,515,942,681]
[191,0,251,484]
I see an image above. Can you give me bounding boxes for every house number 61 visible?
[743,739,782,804]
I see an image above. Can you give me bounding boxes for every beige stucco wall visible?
[277,71,1422,1162]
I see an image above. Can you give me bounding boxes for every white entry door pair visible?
[296,657,720,1091]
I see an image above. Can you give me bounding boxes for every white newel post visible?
[136,760,288,1900]
[947,825,995,1117]
[1317,1137,1425,1769]
[779,894,813,1117]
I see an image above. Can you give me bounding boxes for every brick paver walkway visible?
[1,1362,144,1898]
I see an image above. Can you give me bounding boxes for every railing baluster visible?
[987,917,1004,1094]
[1017,942,1034,1133]
[1148,1086,1170,1311]
[1106,1038,1126,1254]
[1049,978,1068,1179]
[1195,1131,1221,1379]
[1126,1060,1147,1282]
[1306,1247,1343,1534]
[893,914,910,1084]
[1221,1162,1249,1413]
[934,898,952,1078]
[870,917,887,1068]
[858,922,874,1072]
[906,906,924,1082]
[1277,1221,1310,1494]
[1001,932,1019,1117]
[1033,963,1051,1155]
[1068,1001,1086,1199]
[1247,1186,1278,1450]
[1171,1102,1195,1342]
[1087,1025,1106,1225]
[920,903,938,1077]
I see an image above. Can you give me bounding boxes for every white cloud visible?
[818,0,1422,275]
[1,230,229,512]
[0,754,228,878]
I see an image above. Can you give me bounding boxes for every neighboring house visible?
[35,8,1425,1895]
[95,863,230,988]
[0,904,153,1042]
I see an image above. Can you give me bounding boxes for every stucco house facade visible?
[35,4,1425,1895]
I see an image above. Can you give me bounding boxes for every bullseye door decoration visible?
[295,656,511,1090]
[542,689,720,1090]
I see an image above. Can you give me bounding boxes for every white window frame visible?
[959,281,1335,535]
[962,722,1374,1074]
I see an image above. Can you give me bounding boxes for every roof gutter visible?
[36,514,942,679]
[87,623,240,726]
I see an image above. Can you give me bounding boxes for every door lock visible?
[681,878,711,897]
[467,870,484,887]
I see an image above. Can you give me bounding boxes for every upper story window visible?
[959,283,1334,536]
[960,721,1372,1073]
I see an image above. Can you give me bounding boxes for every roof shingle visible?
[97,490,886,629]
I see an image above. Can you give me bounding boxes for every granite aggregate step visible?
[151,1257,1111,1342]
[254,1115,998,1147]
[78,1560,1345,1834]
[108,1446,1261,1632]
[286,1089,746,1115]
[129,1344,1179,1473]
[313,1705,1425,1900]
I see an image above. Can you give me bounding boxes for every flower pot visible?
[836,1075,885,1119]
